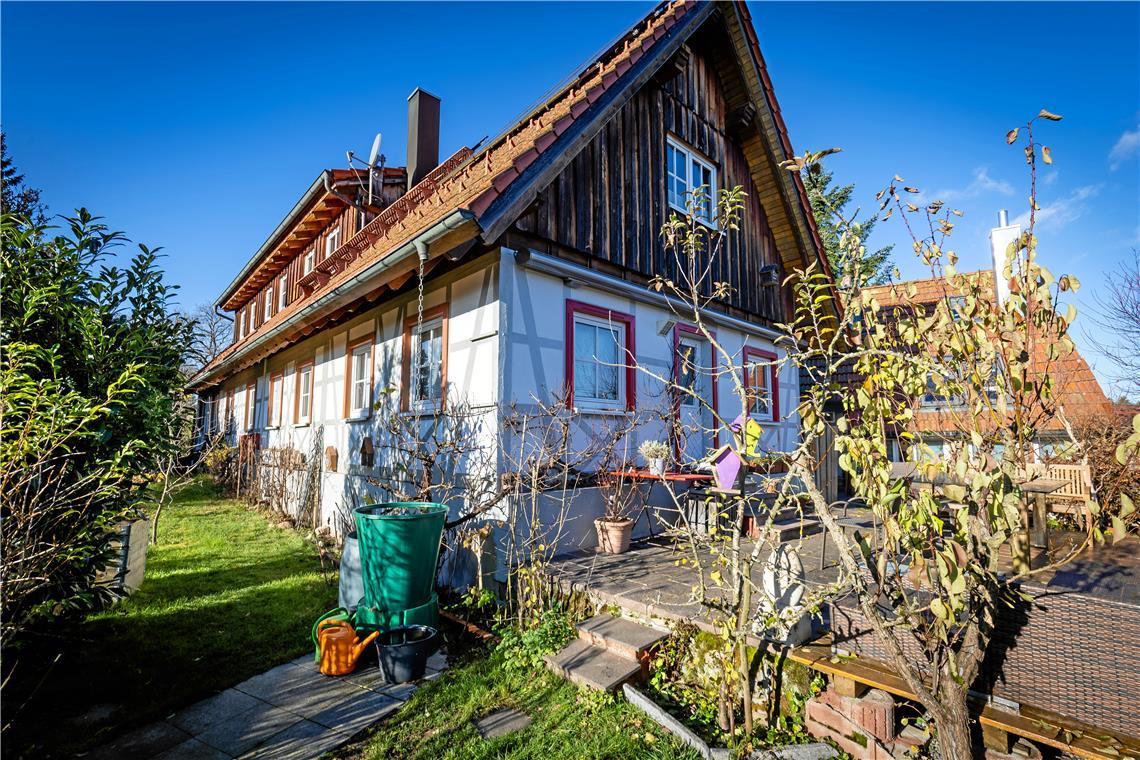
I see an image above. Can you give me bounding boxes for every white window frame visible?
[244,383,256,431]
[239,307,248,340]
[346,340,373,419]
[409,316,445,409]
[572,313,627,411]
[295,362,313,425]
[666,136,718,227]
[264,284,274,322]
[278,274,288,311]
[303,248,315,275]
[267,372,283,428]
[325,227,341,260]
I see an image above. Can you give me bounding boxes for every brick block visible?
[850,688,895,742]
[805,697,894,760]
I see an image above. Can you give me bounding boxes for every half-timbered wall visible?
[513,41,786,324]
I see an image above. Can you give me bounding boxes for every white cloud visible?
[1109,125,1140,171]
[1011,184,1101,232]
[930,166,1015,203]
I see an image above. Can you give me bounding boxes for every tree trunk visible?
[931,685,974,760]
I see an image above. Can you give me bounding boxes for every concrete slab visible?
[168,688,263,735]
[85,720,192,760]
[232,662,314,702]
[473,708,533,739]
[154,737,233,760]
[238,718,350,760]
[195,703,299,757]
[306,687,401,736]
[545,639,641,692]
[577,614,668,658]
[257,675,362,720]
[752,742,840,760]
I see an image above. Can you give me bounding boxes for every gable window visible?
[345,337,374,419]
[325,227,341,261]
[403,305,448,410]
[264,284,274,322]
[566,300,636,412]
[239,307,248,340]
[303,248,316,275]
[244,382,256,430]
[743,347,778,422]
[666,136,717,225]
[278,274,288,311]
[268,372,283,427]
[295,361,314,424]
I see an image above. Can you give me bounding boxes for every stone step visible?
[576,615,669,661]
[771,517,822,542]
[545,639,643,692]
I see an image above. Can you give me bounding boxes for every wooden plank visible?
[787,638,1140,760]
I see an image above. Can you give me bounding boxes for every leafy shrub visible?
[495,607,575,671]
[1,210,193,645]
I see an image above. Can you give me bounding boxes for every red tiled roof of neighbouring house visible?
[862,270,1111,433]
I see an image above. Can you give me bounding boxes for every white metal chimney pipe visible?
[989,209,1020,304]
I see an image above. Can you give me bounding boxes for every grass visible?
[338,641,703,760]
[3,478,338,756]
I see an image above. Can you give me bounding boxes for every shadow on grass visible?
[2,480,338,758]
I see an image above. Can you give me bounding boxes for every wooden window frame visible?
[294,361,314,425]
[666,135,718,227]
[303,248,315,275]
[264,284,274,322]
[244,382,256,431]
[267,371,284,428]
[324,227,341,261]
[401,304,449,412]
[742,346,779,422]
[344,336,375,420]
[565,299,636,412]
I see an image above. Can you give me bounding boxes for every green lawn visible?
[338,643,702,760]
[4,478,338,756]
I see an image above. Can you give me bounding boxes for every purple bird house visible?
[711,445,744,491]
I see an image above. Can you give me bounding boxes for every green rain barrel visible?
[353,502,447,616]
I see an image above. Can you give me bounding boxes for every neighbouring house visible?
[189,0,830,570]
[863,210,1112,468]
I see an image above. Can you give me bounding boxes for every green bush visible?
[1,210,194,646]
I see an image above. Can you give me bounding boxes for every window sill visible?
[399,407,443,418]
[574,406,632,417]
[345,414,372,424]
[266,425,280,431]
[293,422,311,428]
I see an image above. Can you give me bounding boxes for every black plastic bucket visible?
[375,625,439,683]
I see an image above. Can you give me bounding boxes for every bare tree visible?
[1089,250,1140,400]
[182,303,232,372]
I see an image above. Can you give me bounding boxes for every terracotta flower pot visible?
[595,517,634,554]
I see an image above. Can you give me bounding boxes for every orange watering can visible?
[317,619,379,676]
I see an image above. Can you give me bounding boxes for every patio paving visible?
[545,528,847,634]
[82,651,446,760]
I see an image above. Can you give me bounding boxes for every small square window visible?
[325,228,341,260]
[566,301,635,411]
[743,348,778,422]
[303,249,315,275]
[666,136,717,226]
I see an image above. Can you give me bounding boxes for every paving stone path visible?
[83,652,446,759]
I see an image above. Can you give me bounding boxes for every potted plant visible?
[639,439,670,477]
[595,472,636,554]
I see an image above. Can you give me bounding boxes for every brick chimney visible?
[406,88,440,190]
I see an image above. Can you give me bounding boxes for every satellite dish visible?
[369,133,382,167]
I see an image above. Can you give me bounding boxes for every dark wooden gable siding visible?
[512,41,786,323]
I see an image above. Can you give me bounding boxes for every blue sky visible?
[3,2,1138,395]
